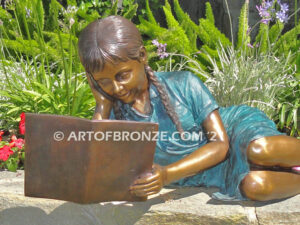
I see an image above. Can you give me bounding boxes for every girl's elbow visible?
[219,141,229,161]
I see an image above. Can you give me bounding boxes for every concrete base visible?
[1,170,300,225]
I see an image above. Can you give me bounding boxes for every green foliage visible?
[269,21,284,44]
[145,0,157,25]
[201,46,297,121]
[0,59,94,130]
[164,0,172,11]
[0,0,142,132]
[273,22,300,57]
[277,81,300,137]
[236,0,250,51]
[138,0,229,76]
[123,3,138,20]
[173,0,198,51]
[205,2,215,25]
[199,19,231,49]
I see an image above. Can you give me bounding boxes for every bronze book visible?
[24,113,158,204]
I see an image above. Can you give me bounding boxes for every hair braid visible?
[145,65,184,136]
[113,101,123,120]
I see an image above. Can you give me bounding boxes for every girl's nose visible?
[112,80,124,94]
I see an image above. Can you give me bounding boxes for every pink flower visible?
[19,112,25,135]
[9,135,25,150]
[0,145,14,161]
[0,130,4,142]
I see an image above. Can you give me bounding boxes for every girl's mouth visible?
[116,92,130,99]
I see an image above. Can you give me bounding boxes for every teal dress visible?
[109,71,284,201]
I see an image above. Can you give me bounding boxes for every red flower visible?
[0,130,4,142]
[0,145,14,161]
[9,135,25,150]
[19,112,25,135]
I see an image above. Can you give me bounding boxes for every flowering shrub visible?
[0,113,25,172]
[256,0,289,24]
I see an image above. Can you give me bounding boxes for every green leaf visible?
[110,0,118,15]
[6,158,18,172]
[145,0,157,25]
[236,0,250,50]
[123,4,138,20]
[205,2,215,25]
[269,21,284,44]
[279,104,286,129]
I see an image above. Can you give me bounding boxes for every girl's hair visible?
[78,15,183,134]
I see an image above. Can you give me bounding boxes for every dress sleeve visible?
[185,72,219,125]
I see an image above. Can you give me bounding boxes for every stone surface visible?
[0,170,300,225]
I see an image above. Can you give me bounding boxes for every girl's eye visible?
[117,72,130,81]
[98,79,112,87]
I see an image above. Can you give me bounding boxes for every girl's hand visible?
[86,73,113,105]
[86,73,113,120]
[130,164,167,198]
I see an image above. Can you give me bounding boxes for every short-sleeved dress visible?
[109,71,285,201]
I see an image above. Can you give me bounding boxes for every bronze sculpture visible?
[78,15,300,201]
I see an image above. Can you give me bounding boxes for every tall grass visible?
[202,46,296,119]
[0,57,94,130]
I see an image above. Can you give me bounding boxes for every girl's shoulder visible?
[154,71,202,86]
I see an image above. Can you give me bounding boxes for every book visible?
[24,113,158,204]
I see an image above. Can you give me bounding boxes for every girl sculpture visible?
[78,16,300,201]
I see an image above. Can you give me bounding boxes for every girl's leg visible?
[240,170,300,201]
[247,136,300,167]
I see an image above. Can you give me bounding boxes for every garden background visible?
[0,0,299,171]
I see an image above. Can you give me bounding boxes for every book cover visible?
[25,113,158,204]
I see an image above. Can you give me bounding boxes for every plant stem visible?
[224,0,234,47]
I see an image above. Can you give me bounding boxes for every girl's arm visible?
[130,109,229,197]
[86,73,113,120]
[164,109,229,184]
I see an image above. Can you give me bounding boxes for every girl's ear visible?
[139,47,148,64]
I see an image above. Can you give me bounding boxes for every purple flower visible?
[261,18,271,24]
[247,43,254,48]
[152,40,169,59]
[256,5,270,18]
[151,39,159,46]
[264,1,274,9]
[276,11,288,23]
[25,7,31,18]
[280,3,289,13]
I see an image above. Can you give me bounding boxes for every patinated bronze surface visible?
[77,15,300,202]
[25,113,158,204]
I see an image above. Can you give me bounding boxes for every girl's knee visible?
[247,138,271,165]
[240,171,274,201]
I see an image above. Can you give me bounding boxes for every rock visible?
[1,170,300,225]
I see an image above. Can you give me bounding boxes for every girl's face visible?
[91,58,148,104]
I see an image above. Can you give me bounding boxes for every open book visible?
[25,113,158,204]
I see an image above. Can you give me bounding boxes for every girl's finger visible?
[131,185,160,197]
[133,172,159,185]
[130,179,159,190]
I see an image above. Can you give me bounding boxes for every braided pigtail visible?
[113,101,123,120]
[145,65,184,136]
